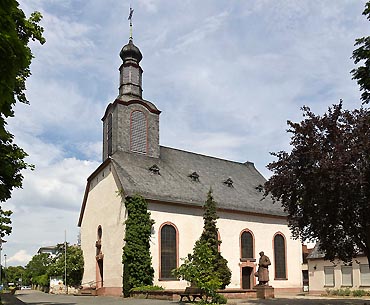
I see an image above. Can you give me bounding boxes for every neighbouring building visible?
[78,35,304,296]
[307,244,370,294]
[37,246,57,258]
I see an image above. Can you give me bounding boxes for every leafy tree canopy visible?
[0,0,45,203]
[351,1,370,104]
[48,243,84,287]
[0,208,12,238]
[4,265,25,285]
[265,102,370,265]
[24,252,51,284]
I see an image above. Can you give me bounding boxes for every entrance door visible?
[242,267,252,289]
[97,259,103,288]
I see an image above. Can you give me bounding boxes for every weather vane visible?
[128,6,134,40]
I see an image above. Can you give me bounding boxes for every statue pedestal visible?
[254,285,274,299]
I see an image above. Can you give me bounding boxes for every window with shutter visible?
[360,264,370,286]
[324,266,335,286]
[341,266,352,287]
[130,110,147,154]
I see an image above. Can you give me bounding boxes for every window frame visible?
[273,233,287,280]
[130,110,148,154]
[324,266,335,287]
[240,230,254,260]
[159,223,178,281]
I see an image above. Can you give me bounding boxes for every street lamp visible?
[4,254,7,288]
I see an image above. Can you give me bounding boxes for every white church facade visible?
[78,37,304,296]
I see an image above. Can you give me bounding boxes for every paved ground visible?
[1,290,370,305]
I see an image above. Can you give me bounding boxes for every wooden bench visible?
[179,287,203,302]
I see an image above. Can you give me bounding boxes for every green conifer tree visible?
[200,189,231,289]
[122,194,154,297]
[174,189,231,303]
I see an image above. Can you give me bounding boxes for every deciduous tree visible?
[0,0,45,205]
[48,243,84,287]
[24,253,51,286]
[264,102,370,265]
[351,1,370,104]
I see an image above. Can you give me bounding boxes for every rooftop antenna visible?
[128,5,134,40]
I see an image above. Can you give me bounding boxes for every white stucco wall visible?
[80,176,303,292]
[80,165,125,289]
[308,256,370,293]
[149,202,303,290]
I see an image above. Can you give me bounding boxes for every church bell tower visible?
[101,17,160,161]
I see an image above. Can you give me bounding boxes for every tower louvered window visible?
[107,113,112,156]
[130,110,147,154]
[274,234,286,279]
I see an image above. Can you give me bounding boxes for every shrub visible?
[212,293,227,304]
[352,289,367,297]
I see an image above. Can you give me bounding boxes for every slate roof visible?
[111,146,286,217]
[306,243,325,260]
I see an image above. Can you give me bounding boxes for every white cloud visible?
[7,250,33,265]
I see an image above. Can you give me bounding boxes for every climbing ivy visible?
[122,194,154,297]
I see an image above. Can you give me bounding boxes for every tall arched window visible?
[107,113,113,156]
[160,224,177,279]
[274,233,287,279]
[241,231,254,259]
[130,110,147,154]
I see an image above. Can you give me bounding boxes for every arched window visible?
[160,224,177,279]
[96,226,102,256]
[241,231,253,259]
[107,113,112,156]
[130,110,147,154]
[274,233,287,279]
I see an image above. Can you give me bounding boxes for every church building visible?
[78,36,303,296]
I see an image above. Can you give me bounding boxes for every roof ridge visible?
[160,145,255,168]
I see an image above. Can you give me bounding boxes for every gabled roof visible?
[78,146,286,226]
[112,146,286,217]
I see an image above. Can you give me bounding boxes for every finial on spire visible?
[128,6,134,40]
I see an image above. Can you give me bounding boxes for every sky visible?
[2,0,370,266]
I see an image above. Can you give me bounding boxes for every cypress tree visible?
[122,194,154,297]
[200,189,231,289]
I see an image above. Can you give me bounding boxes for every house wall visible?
[308,256,370,294]
[80,166,125,292]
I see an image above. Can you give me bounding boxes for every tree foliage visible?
[199,189,231,289]
[48,244,84,287]
[264,102,370,265]
[122,194,154,297]
[0,208,12,238]
[351,1,370,104]
[0,0,45,204]
[4,265,26,286]
[24,253,51,285]
[174,241,222,301]
[174,189,231,302]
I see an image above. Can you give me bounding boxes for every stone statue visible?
[256,251,271,285]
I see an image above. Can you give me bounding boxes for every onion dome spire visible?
[118,7,143,97]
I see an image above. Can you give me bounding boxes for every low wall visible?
[131,289,257,300]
